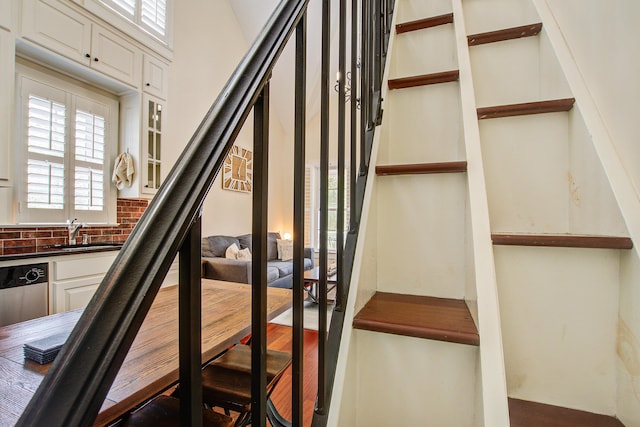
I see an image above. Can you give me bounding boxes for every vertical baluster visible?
[360,0,371,172]
[179,215,203,427]
[336,0,347,312]
[252,82,270,427]
[291,11,307,427]
[317,0,331,416]
[350,0,359,230]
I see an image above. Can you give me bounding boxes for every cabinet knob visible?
[85,53,91,58]
[145,83,150,87]
[94,57,99,62]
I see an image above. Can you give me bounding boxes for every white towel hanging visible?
[112,152,135,189]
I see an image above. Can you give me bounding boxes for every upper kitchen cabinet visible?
[142,54,169,99]
[0,1,13,31]
[0,29,14,183]
[21,0,141,88]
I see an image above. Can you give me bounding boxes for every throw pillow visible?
[276,239,293,261]
[237,247,252,261]
[225,243,240,259]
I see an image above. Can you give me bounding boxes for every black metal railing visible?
[15,0,394,426]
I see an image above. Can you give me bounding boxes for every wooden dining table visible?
[0,279,291,426]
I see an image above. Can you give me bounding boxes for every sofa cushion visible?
[202,238,214,258]
[225,243,240,259]
[304,257,313,270]
[276,239,293,261]
[266,266,280,283]
[237,232,281,261]
[269,261,294,277]
[206,236,240,258]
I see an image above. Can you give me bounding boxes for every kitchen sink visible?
[45,243,123,251]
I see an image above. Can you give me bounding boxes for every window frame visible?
[15,63,118,225]
[307,165,350,252]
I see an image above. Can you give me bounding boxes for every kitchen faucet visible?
[67,218,84,245]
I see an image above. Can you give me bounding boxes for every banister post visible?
[179,214,203,427]
[252,82,270,427]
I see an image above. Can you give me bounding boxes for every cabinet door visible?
[142,54,169,99]
[21,0,92,65]
[142,96,163,194]
[0,0,12,31]
[0,30,13,182]
[90,24,141,87]
[51,276,101,313]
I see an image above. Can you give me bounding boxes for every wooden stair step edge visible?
[468,23,543,46]
[477,98,575,119]
[353,292,479,346]
[508,398,625,427]
[388,70,459,90]
[396,12,454,34]
[492,233,633,250]
[376,161,467,176]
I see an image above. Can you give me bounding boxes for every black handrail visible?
[16,0,309,425]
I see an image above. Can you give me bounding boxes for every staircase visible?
[329,0,633,425]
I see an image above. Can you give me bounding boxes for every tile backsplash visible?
[0,199,149,256]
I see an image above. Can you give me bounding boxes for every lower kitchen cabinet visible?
[50,252,179,314]
[50,252,117,314]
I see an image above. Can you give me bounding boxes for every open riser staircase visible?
[332,0,634,425]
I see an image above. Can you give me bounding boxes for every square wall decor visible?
[223,145,253,193]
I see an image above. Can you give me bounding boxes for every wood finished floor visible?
[267,322,319,427]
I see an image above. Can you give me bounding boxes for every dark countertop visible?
[0,244,123,262]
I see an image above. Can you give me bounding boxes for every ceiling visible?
[229,0,342,135]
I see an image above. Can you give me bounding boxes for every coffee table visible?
[303,266,337,303]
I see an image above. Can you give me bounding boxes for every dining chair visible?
[200,344,292,427]
[118,395,234,427]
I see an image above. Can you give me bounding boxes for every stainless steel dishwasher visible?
[0,263,49,327]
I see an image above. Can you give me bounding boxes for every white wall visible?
[540,2,640,423]
[545,0,640,200]
[167,0,291,238]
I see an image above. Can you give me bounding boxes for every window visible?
[305,166,350,251]
[17,67,117,224]
[100,0,168,37]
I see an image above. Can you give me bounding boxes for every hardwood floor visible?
[267,323,319,427]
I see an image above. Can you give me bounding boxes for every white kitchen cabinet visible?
[119,93,165,198]
[50,252,117,314]
[0,0,13,31]
[0,29,14,183]
[21,0,141,87]
[142,54,169,99]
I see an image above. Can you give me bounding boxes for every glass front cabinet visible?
[144,97,162,193]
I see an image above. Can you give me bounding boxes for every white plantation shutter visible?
[27,159,65,209]
[304,167,312,247]
[18,72,116,224]
[74,108,106,211]
[99,0,168,37]
[75,166,104,210]
[109,0,135,16]
[141,0,167,35]
[26,94,66,211]
[27,96,66,157]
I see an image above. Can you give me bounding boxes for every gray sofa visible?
[201,232,314,289]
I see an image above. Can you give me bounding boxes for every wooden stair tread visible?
[509,398,625,427]
[388,70,459,90]
[468,23,543,46]
[492,233,633,250]
[477,98,575,119]
[353,292,479,346]
[376,161,467,176]
[396,13,454,34]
